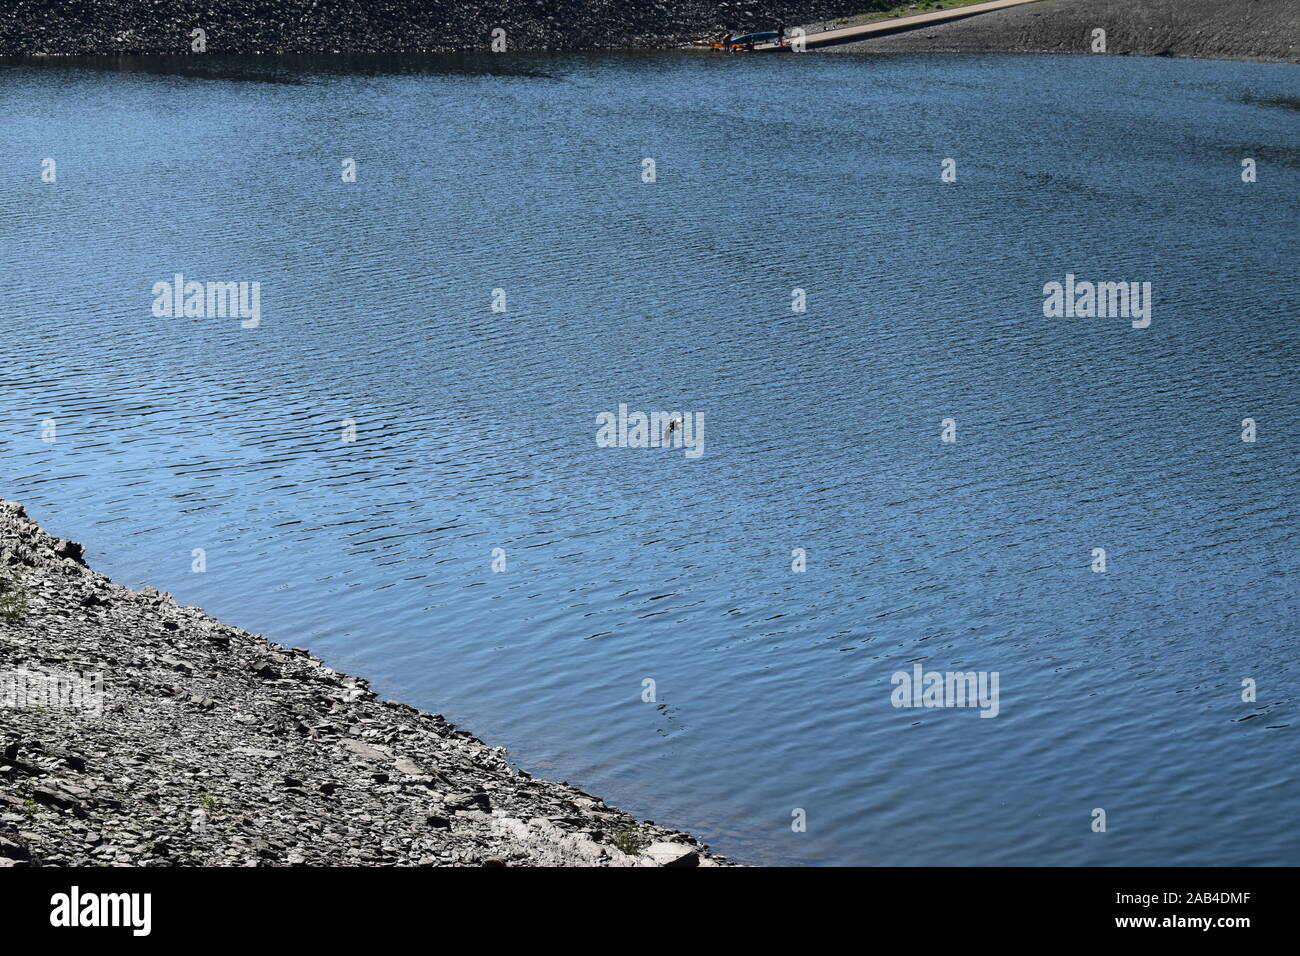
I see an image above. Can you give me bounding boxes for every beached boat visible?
[691,31,791,53]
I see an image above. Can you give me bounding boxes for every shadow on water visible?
[0,52,567,83]
[1242,93,1300,112]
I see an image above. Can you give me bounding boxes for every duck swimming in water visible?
[663,414,684,442]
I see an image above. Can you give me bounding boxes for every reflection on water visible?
[1,51,1298,865]
[3,50,592,82]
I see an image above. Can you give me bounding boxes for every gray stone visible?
[642,842,700,868]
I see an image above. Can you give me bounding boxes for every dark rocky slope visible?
[0,0,1295,60]
[0,0,872,55]
[0,500,727,867]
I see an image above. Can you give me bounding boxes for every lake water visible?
[2,51,1297,866]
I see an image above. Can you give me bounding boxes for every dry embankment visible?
[817,0,1299,63]
[1,1,1293,62]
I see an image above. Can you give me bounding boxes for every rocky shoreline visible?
[0,1,870,56]
[819,0,1300,63]
[0,1,1295,62]
[0,500,728,867]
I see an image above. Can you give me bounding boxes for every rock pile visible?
[0,499,727,867]
[0,1,872,55]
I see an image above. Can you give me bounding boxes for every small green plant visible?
[22,798,38,819]
[0,568,27,623]
[199,792,217,811]
[612,825,649,855]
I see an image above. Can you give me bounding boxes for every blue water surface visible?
[1,50,1297,865]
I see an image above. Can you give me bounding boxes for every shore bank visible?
[0,500,727,867]
[1,1,1296,62]
[817,0,1300,63]
[0,1,869,56]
